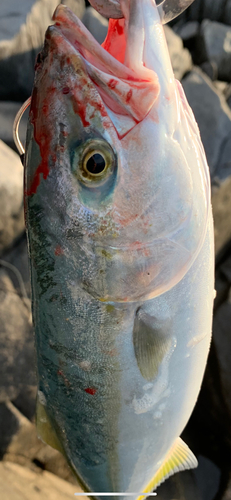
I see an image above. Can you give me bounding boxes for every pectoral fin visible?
[138,437,198,500]
[36,397,64,454]
[133,308,172,381]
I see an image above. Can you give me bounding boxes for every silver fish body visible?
[24,1,214,498]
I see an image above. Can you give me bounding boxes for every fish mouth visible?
[52,2,160,137]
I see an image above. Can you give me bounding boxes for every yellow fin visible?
[138,437,198,500]
[36,397,64,454]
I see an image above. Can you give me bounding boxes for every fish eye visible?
[75,139,116,186]
[83,151,106,176]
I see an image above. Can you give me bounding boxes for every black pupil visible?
[86,153,106,175]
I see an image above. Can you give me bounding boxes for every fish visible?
[23,0,214,499]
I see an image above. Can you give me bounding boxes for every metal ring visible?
[88,0,195,23]
[13,97,31,156]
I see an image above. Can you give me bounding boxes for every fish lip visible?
[51,4,152,82]
[52,4,122,71]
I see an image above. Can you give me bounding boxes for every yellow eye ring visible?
[75,139,116,186]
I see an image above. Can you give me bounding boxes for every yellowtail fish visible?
[19,0,214,498]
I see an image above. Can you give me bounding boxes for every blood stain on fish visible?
[85,387,97,395]
[126,89,133,103]
[108,79,118,89]
[62,86,70,94]
[26,86,59,196]
[55,245,64,256]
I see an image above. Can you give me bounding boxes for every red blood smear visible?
[85,387,97,395]
[55,245,64,256]
[62,86,70,94]
[26,86,55,196]
[72,95,90,127]
[102,19,126,64]
[126,89,132,103]
[108,79,118,90]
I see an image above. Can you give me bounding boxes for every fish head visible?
[25,0,210,303]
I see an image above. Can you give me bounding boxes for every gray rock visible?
[82,6,108,45]
[0,1,37,43]
[0,0,85,101]
[0,401,42,461]
[201,20,231,82]
[155,454,220,500]
[212,170,231,254]
[214,80,230,95]
[181,68,231,177]
[0,461,83,500]
[193,455,221,500]
[156,469,203,500]
[226,85,231,108]
[222,473,231,500]
[2,235,31,298]
[214,266,230,311]
[200,60,218,81]
[0,400,78,484]
[0,101,28,152]
[0,140,24,255]
[175,0,231,25]
[34,445,78,484]
[174,21,200,41]
[0,270,36,402]
[164,25,192,81]
[12,385,36,421]
[181,68,231,253]
[213,289,231,419]
[219,254,231,285]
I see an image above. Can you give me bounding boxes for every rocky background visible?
[0,0,231,498]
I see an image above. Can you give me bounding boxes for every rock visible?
[163,25,192,80]
[181,68,231,252]
[2,234,31,298]
[156,469,203,500]
[193,455,221,500]
[182,68,231,177]
[0,101,28,152]
[34,445,78,485]
[0,140,24,255]
[226,85,231,108]
[0,1,37,42]
[200,20,231,82]
[156,454,220,500]
[222,473,231,500]
[0,270,36,402]
[212,168,231,254]
[200,60,218,81]
[0,399,78,484]
[0,461,83,500]
[0,401,42,461]
[174,20,200,41]
[214,266,230,312]
[220,254,231,284]
[182,340,231,474]
[0,0,85,101]
[214,80,230,95]
[82,6,108,45]
[12,385,37,421]
[173,0,231,25]
[213,289,231,419]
